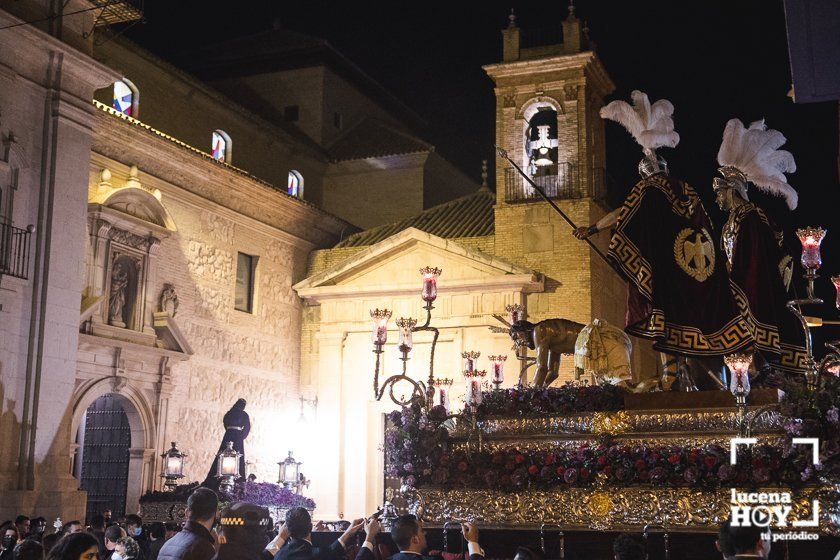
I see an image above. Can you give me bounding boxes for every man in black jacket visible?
[158,487,218,560]
[355,514,484,560]
[273,508,363,560]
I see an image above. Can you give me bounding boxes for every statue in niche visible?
[108,262,129,328]
[159,283,179,317]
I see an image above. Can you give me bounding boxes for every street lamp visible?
[216,441,241,494]
[160,442,186,490]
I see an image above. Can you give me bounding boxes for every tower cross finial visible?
[508,8,516,28]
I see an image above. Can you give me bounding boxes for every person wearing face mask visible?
[113,538,140,560]
[104,527,127,560]
[28,520,46,544]
[123,518,147,560]
[1,523,21,560]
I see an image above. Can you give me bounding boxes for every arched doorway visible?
[75,394,132,522]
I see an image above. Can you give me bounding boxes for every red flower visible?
[514,454,525,464]
[703,455,718,469]
[667,454,681,465]
[457,461,468,472]
[544,454,556,466]
[597,456,607,466]
[634,459,647,471]
[555,466,566,476]
[651,453,661,462]
[580,468,590,480]
[528,465,539,475]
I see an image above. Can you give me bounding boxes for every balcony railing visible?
[0,222,33,280]
[504,163,606,203]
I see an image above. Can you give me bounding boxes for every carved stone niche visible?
[84,186,174,347]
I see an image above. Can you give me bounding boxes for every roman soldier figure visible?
[713,118,808,376]
[575,91,752,389]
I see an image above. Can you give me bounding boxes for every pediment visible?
[294,228,542,302]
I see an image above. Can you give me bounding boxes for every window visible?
[112,79,138,117]
[287,170,303,198]
[284,105,300,122]
[235,252,257,313]
[333,111,343,130]
[211,130,231,163]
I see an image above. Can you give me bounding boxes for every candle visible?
[489,355,507,385]
[434,379,453,413]
[462,350,480,374]
[505,303,524,325]
[370,309,392,346]
[796,227,826,271]
[724,353,753,396]
[396,317,417,352]
[420,266,442,303]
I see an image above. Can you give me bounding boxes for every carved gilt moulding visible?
[453,408,783,437]
[411,485,839,535]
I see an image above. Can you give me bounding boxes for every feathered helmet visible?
[600,90,680,178]
[714,119,798,210]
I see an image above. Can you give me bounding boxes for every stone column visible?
[308,331,346,519]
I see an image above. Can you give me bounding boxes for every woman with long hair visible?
[45,532,99,560]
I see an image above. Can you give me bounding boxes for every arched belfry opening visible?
[526,106,559,176]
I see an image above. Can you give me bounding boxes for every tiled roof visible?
[335,188,494,248]
[328,119,431,162]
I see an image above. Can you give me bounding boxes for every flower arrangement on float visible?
[384,376,840,492]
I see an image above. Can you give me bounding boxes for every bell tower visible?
[483,7,624,335]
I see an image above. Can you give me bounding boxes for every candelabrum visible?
[370,267,442,408]
[431,377,453,413]
[725,352,752,438]
[786,227,840,390]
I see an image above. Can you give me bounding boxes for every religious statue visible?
[159,283,179,317]
[108,261,129,327]
[203,398,250,488]
[573,318,659,392]
[574,91,753,390]
[509,318,585,386]
[712,118,808,377]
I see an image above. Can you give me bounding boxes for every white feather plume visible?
[599,90,680,151]
[716,118,798,210]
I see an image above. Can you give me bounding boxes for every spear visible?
[494,146,621,277]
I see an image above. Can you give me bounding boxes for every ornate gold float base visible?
[411,486,839,535]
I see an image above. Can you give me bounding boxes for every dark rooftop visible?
[334,187,494,248]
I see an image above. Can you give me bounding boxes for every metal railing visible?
[0,222,33,280]
[504,163,606,203]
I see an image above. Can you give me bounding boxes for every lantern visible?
[796,227,826,272]
[434,378,453,413]
[216,441,241,493]
[488,355,507,387]
[396,317,417,354]
[278,450,303,493]
[832,276,840,311]
[420,266,442,304]
[370,308,392,348]
[505,303,524,325]
[462,350,480,375]
[160,441,186,490]
[464,370,486,407]
[725,353,752,397]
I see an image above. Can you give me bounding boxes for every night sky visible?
[123,0,840,354]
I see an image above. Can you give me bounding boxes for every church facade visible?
[0,0,476,521]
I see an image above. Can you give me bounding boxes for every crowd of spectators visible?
[2,488,773,560]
